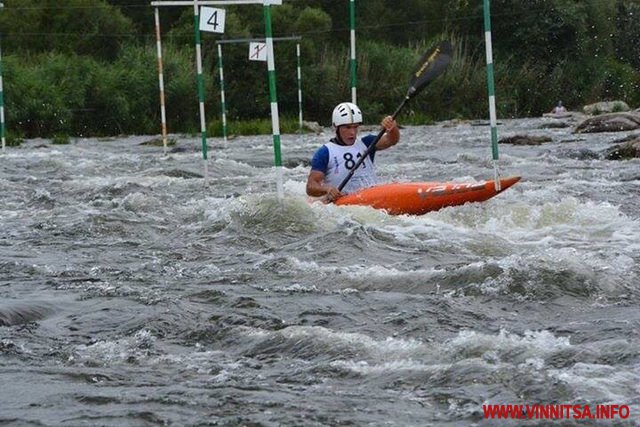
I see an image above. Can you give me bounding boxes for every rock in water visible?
[499,134,553,145]
[574,113,640,133]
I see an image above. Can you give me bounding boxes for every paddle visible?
[337,40,453,192]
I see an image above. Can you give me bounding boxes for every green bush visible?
[5,55,73,137]
[5,132,24,147]
[51,134,70,145]
[207,116,306,137]
[601,60,640,106]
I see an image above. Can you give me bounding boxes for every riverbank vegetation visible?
[1,0,639,138]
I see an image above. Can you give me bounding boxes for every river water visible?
[1,117,639,426]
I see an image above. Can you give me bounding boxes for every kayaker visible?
[551,100,567,114]
[306,102,400,201]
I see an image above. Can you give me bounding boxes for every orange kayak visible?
[335,176,521,215]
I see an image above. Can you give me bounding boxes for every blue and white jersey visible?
[310,135,378,194]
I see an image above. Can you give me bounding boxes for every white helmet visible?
[332,102,363,127]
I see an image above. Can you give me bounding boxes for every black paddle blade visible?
[407,40,452,97]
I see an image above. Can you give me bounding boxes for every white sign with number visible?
[199,7,225,33]
[248,42,267,62]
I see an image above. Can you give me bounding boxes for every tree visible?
[106,0,183,37]
[614,0,640,69]
[0,0,136,60]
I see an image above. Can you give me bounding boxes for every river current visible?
[1,117,639,426]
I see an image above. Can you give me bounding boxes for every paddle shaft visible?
[336,98,407,192]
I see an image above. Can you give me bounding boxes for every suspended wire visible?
[0,0,630,40]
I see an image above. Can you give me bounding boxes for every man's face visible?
[337,124,360,145]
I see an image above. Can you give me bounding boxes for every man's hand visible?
[381,115,398,132]
[323,186,343,202]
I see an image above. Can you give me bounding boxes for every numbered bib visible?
[324,140,378,194]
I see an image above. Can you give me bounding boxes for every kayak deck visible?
[335,176,521,215]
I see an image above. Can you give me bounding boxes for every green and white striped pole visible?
[483,0,501,190]
[193,0,209,180]
[0,2,5,152]
[153,7,168,154]
[349,0,356,104]
[263,1,283,198]
[296,42,303,133]
[217,43,228,143]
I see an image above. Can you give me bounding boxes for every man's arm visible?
[306,170,342,200]
[376,115,400,150]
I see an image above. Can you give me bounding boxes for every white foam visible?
[70,329,157,365]
[550,362,640,404]
[445,329,571,359]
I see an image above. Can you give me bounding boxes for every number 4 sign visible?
[199,7,225,33]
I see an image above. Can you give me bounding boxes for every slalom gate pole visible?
[483,0,501,190]
[349,0,357,104]
[217,43,228,143]
[296,42,303,134]
[193,0,209,182]
[0,2,5,152]
[154,7,169,154]
[263,2,283,198]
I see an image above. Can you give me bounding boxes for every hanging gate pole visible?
[483,0,501,190]
[263,2,283,198]
[192,0,210,181]
[296,42,303,134]
[0,2,6,152]
[349,0,356,104]
[217,43,228,143]
[153,7,169,154]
